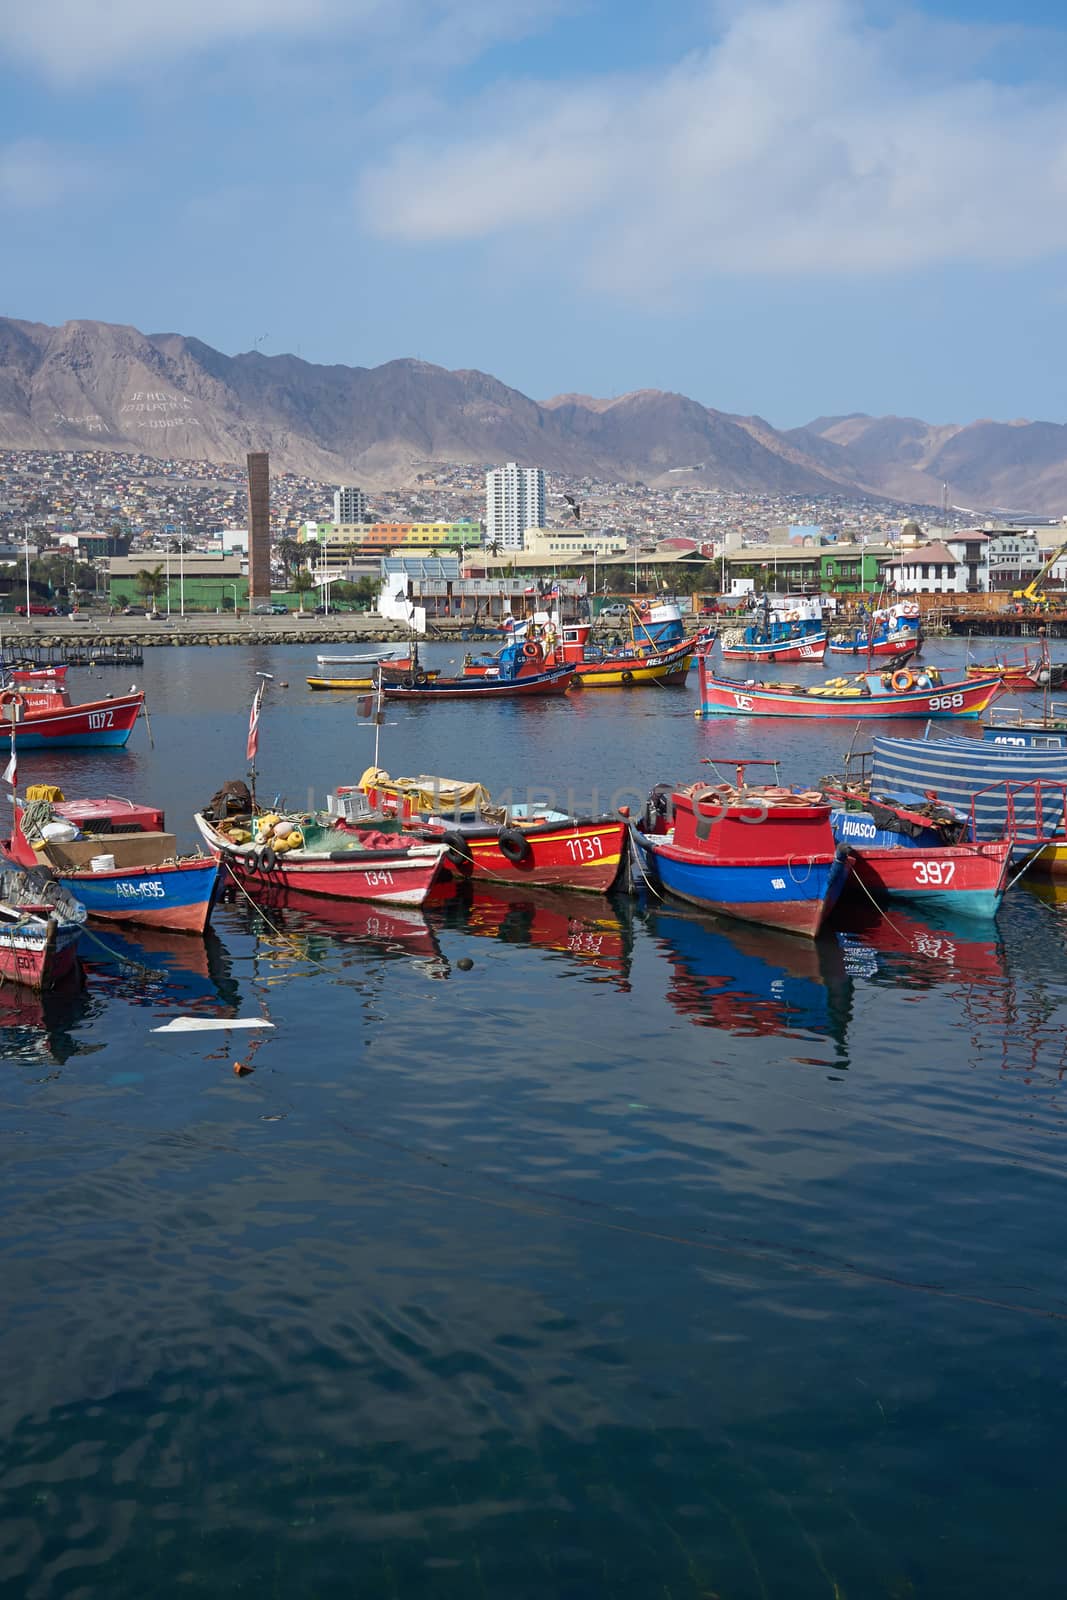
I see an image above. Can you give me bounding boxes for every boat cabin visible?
[10,795,174,873]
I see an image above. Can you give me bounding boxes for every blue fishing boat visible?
[720,597,827,663]
[629,771,852,937]
[7,794,220,933]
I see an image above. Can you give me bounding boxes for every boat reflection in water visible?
[234,885,450,979]
[0,966,89,1066]
[79,924,242,1012]
[644,903,852,1047]
[836,903,1006,987]
[428,881,633,990]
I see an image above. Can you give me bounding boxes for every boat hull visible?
[697,658,1002,719]
[828,635,918,658]
[9,692,144,748]
[843,837,1013,919]
[570,638,695,687]
[413,817,626,892]
[630,828,850,937]
[53,857,221,933]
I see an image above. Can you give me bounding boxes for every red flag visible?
[246,686,262,763]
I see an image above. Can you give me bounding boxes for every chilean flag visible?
[246,685,263,763]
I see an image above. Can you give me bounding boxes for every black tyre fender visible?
[621,670,635,683]
[441,829,474,872]
[497,826,530,865]
[240,849,260,872]
[413,670,429,686]
[402,674,416,689]
[260,844,277,873]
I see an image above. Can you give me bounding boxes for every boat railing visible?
[986,699,1067,728]
[969,779,1067,850]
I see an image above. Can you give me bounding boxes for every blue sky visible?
[3,0,1067,427]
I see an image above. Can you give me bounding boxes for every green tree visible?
[134,564,167,606]
[276,537,303,583]
[291,567,316,613]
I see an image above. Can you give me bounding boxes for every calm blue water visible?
[2,641,1067,1600]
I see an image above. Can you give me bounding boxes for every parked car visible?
[598,602,629,618]
[253,603,289,615]
[122,606,146,616]
[15,603,59,617]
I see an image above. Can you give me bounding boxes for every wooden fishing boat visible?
[383,661,574,699]
[4,793,220,933]
[629,767,852,936]
[720,599,827,664]
[0,867,85,989]
[195,808,451,907]
[965,647,1051,690]
[828,603,922,658]
[306,665,438,691]
[354,768,626,891]
[821,784,1013,917]
[0,670,144,748]
[697,656,1003,720]
[314,649,404,666]
[465,604,700,688]
[870,735,1067,875]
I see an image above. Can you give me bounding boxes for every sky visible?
[3,0,1067,428]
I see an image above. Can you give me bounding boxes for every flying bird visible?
[563,494,581,523]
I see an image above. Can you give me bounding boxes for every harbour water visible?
[3,640,1067,1599]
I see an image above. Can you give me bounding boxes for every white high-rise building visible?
[333,486,367,523]
[485,463,545,550]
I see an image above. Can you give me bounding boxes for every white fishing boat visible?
[314,648,404,666]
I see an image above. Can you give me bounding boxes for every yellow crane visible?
[1011,539,1067,609]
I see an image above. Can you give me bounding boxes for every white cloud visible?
[0,138,89,207]
[0,0,560,82]
[360,0,1067,288]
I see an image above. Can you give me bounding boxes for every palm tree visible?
[291,567,316,614]
[276,537,303,583]
[134,564,166,607]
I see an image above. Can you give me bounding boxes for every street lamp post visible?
[179,521,186,618]
[166,547,171,618]
[23,523,31,617]
[225,584,238,613]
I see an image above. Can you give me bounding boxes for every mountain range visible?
[2,316,1067,514]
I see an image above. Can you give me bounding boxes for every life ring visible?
[497,826,530,864]
[0,691,19,708]
[522,642,540,660]
[413,669,428,686]
[891,669,914,693]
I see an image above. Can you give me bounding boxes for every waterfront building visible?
[520,527,628,560]
[301,519,481,563]
[333,486,367,523]
[485,464,545,550]
[106,552,248,610]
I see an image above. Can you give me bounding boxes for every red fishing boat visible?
[965,644,1051,691]
[464,603,700,688]
[630,765,853,936]
[0,868,85,990]
[196,810,451,907]
[0,670,144,748]
[697,656,1003,720]
[354,769,626,892]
